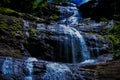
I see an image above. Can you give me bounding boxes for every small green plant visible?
[104,21,120,59]
[0,7,23,17]
[28,27,38,37]
[100,17,108,23]
[96,65,103,69]
[84,20,89,25]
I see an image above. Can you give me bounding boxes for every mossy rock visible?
[104,21,120,59]
[0,7,23,17]
[0,15,26,58]
[28,26,39,37]
[0,7,38,22]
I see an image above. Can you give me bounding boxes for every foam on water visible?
[2,57,13,75]
[42,63,74,80]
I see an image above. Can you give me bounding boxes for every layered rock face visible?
[0,2,116,80]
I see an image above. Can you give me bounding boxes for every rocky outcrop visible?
[0,3,116,80]
[80,60,120,80]
[0,15,30,58]
[75,19,114,34]
[0,56,119,80]
[82,32,112,58]
[23,22,112,63]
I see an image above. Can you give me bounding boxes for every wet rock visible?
[75,19,114,34]
[82,32,112,58]
[80,60,120,80]
[56,3,81,25]
[97,54,113,63]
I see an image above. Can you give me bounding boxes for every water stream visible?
[24,58,38,80]
[42,63,74,80]
[2,57,13,75]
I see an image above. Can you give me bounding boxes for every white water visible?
[37,24,90,63]
[58,5,81,26]
[81,59,96,64]
[42,63,74,80]
[81,0,90,5]
[71,27,90,62]
[2,57,13,75]
[24,57,38,80]
[23,20,30,37]
[93,35,99,56]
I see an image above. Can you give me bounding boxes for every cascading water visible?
[58,3,81,26]
[42,63,74,80]
[37,24,90,63]
[23,20,30,37]
[70,27,90,62]
[93,35,99,57]
[24,58,38,80]
[2,57,13,75]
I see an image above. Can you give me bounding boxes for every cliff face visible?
[0,2,119,80]
[0,16,28,58]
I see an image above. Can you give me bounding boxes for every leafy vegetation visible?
[33,1,60,22]
[104,21,120,59]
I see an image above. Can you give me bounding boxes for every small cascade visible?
[93,35,99,57]
[24,57,38,80]
[23,20,30,37]
[58,3,81,26]
[2,57,13,75]
[37,24,90,63]
[70,27,90,62]
[89,35,100,59]
[67,6,81,25]
[42,63,74,80]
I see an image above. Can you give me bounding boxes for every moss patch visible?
[104,21,120,59]
[28,27,39,37]
[0,15,25,58]
[0,7,23,17]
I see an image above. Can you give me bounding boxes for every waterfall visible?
[93,35,99,57]
[2,57,13,75]
[58,3,81,26]
[70,27,90,62]
[37,24,90,63]
[67,6,81,25]
[42,63,74,80]
[24,57,38,80]
[23,20,30,37]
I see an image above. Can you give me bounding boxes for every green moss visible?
[46,43,50,47]
[0,48,23,59]
[0,7,23,17]
[0,18,8,32]
[33,3,60,23]
[100,17,109,23]
[0,16,23,34]
[84,20,89,25]
[28,27,38,37]
[0,7,37,22]
[96,65,103,69]
[104,21,120,59]
[50,14,59,22]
